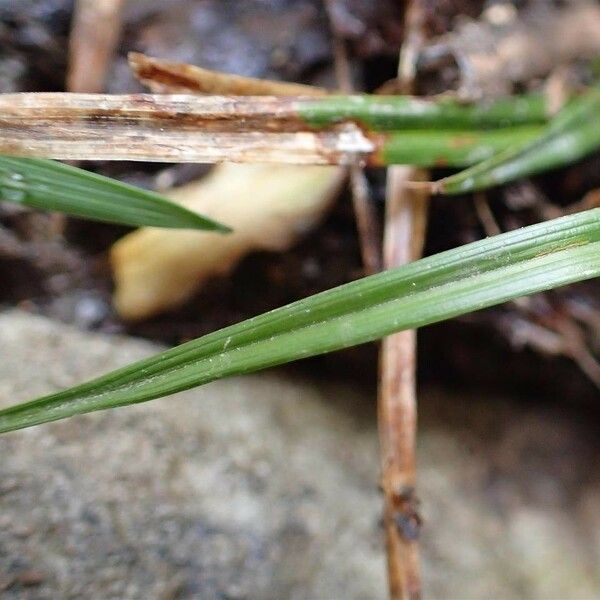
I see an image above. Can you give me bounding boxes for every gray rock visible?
[0,310,599,599]
[0,310,384,599]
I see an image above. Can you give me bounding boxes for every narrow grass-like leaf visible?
[381,126,542,167]
[298,93,548,130]
[0,92,550,165]
[433,85,600,194]
[0,157,230,231]
[0,209,598,434]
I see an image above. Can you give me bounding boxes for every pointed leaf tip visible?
[0,157,231,232]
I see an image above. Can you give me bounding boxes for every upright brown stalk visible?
[379,167,428,599]
[379,2,428,598]
[67,0,125,93]
[348,168,382,273]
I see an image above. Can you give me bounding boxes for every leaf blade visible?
[0,92,551,165]
[0,209,598,433]
[0,157,230,231]
[434,86,600,194]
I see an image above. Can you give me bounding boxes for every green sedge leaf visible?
[434,85,600,194]
[298,93,548,131]
[0,157,231,232]
[0,209,598,434]
[381,126,542,167]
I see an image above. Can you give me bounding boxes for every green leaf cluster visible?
[1,85,598,434]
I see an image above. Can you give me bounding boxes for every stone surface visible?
[0,309,599,599]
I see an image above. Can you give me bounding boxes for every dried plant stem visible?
[0,93,374,164]
[67,0,125,93]
[474,193,502,236]
[397,0,426,94]
[380,3,428,597]
[349,168,381,273]
[380,167,428,600]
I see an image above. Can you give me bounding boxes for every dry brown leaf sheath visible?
[0,93,373,164]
